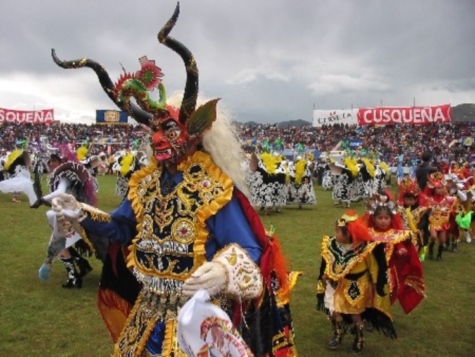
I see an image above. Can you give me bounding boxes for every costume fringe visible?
[362,308,397,339]
[260,152,281,175]
[120,153,135,177]
[4,149,24,171]
[344,158,359,178]
[270,234,291,301]
[361,158,375,178]
[97,288,133,343]
[73,238,93,257]
[294,160,306,184]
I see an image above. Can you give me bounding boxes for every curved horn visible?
[51,49,152,125]
[158,3,198,125]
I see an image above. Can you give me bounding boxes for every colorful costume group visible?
[395,168,475,260]
[247,141,289,214]
[8,5,469,357]
[246,142,316,214]
[286,148,317,207]
[323,153,390,207]
[317,194,425,353]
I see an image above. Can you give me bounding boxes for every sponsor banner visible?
[96,109,128,124]
[357,104,451,125]
[341,139,364,149]
[0,108,54,124]
[313,109,358,127]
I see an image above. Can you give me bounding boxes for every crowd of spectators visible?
[0,122,146,155]
[239,122,475,165]
[1,121,475,165]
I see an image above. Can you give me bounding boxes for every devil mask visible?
[51,3,219,164]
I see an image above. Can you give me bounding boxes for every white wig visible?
[167,92,250,198]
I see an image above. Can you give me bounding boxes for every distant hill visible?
[238,103,475,126]
[239,119,311,128]
[451,103,475,122]
[275,119,312,128]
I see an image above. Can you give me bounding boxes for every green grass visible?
[0,176,474,357]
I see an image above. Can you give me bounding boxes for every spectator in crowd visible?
[415,151,438,191]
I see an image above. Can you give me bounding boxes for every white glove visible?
[52,194,83,222]
[182,262,226,297]
[212,244,263,300]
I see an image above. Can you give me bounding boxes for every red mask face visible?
[151,115,189,163]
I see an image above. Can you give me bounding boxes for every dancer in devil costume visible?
[49,4,297,356]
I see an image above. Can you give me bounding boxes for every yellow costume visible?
[320,235,379,315]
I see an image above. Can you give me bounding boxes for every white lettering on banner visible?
[0,108,54,124]
[358,105,450,125]
[313,109,358,127]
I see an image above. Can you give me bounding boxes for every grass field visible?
[1,175,474,357]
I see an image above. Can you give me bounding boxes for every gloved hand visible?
[182,262,226,297]
[52,194,82,222]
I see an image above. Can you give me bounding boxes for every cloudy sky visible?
[1,0,474,124]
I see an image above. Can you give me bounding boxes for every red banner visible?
[0,107,55,124]
[357,104,451,125]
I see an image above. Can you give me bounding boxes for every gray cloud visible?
[1,0,474,123]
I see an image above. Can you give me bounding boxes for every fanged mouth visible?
[154,148,172,156]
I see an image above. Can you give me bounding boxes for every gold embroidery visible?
[171,218,196,245]
[405,275,426,298]
[114,290,161,357]
[126,151,234,281]
[321,235,378,281]
[226,250,238,266]
[80,203,112,222]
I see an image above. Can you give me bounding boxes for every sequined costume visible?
[286,155,316,207]
[321,163,335,191]
[354,158,376,202]
[317,236,389,317]
[249,150,289,214]
[36,158,107,288]
[397,205,430,259]
[427,195,456,230]
[397,177,430,260]
[49,4,297,356]
[113,150,149,198]
[78,151,296,356]
[330,158,359,207]
[363,190,425,313]
[46,161,97,205]
[316,211,395,353]
[368,227,425,314]
[372,162,390,194]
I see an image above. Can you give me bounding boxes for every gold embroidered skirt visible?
[333,273,374,315]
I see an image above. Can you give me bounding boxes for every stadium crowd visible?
[0,122,146,154]
[1,121,475,165]
[240,122,475,164]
